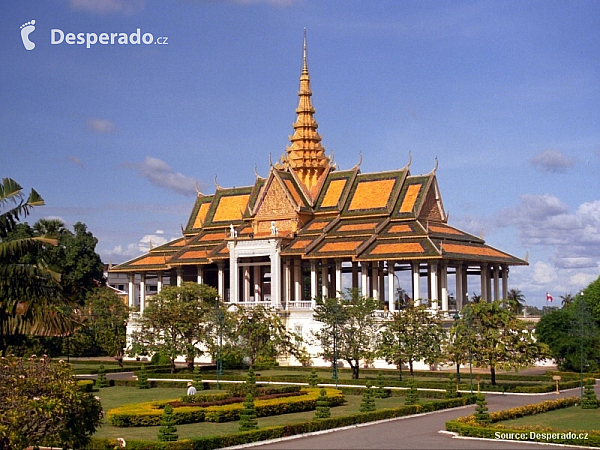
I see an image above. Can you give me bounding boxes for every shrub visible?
[238,393,258,431]
[136,365,150,389]
[96,364,109,388]
[582,382,599,409]
[405,378,419,405]
[314,389,331,419]
[360,381,376,412]
[473,394,490,425]
[308,368,319,387]
[157,405,178,442]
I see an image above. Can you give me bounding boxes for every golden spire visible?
[278,30,331,195]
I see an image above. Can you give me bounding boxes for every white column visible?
[502,265,508,300]
[462,265,469,304]
[139,272,146,314]
[321,259,329,298]
[310,260,317,306]
[243,266,251,302]
[480,263,488,301]
[361,262,369,297]
[379,264,386,304]
[440,263,448,313]
[218,262,225,301]
[128,273,135,308]
[387,261,395,312]
[229,247,239,304]
[177,268,183,287]
[270,240,281,307]
[284,260,291,304]
[254,265,261,302]
[493,265,500,301]
[429,262,438,310]
[372,263,379,300]
[157,271,163,293]
[294,259,302,302]
[197,265,204,285]
[412,262,421,307]
[455,265,463,311]
[335,259,342,299]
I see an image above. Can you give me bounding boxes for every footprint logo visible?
[20,20,36,50]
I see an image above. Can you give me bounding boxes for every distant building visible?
[110,34,527,366]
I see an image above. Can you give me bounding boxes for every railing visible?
[287,301,313,309]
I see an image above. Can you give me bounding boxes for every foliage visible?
[506,288,526,314]
[96,364,109,388]
[537,281,600,372]
[79,287,129,365]
[581,382,598,409]
[360,381,376,412]
[238,393,258,431]
[129,282,219,372]
[374,371,388,398]
[313,289,380,379]
[193,366,203,390]
[308,368,319,387]
[0,178,78,347]
[452,300,548,384]
[404,377,419,405]
[473,394,490,424]
[245,366,258,397]
[136,365,150,389]
[378,303,446,378]
[157,405,178,442]
[0,355,102,450]
[445,374,459,398]
[226,304,301,368]
[314,388,330,419]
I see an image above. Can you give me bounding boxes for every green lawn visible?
[499,406,600,432]
[94,386,409,441]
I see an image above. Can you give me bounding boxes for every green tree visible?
[561,293,575,308]
[537,292,600,372]
[0,178,77,350]
[308,368,319,387]
[506,289,526,314]
[84,287,129,365]
[130,282,219,372]
[238,393,258,431]
[404,377,419,405]
[0,355,102,450]
[96,364,109,388]
[474,394,490,424]
[581,382,598,409]
[314,388,330,419]
[313,289,380,379]
[360,381,376,412]
[157,404,178,441]
[136,365,149,389]
[460,300,547,385]
[378,304,447,378]
[230,304,301,368]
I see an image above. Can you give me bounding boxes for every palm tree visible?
[560,293,574,308]
[0,178,78,351]
[506,288,526,314]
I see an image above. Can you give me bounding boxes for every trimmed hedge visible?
[91,396,476,450]
[107,388,344,427]
[446,397,600,447]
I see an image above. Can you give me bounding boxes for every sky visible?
[2,0,599,308]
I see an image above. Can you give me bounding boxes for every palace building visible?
[111,34,526,366]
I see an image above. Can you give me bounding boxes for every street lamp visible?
[453,311,461,384]
[580,291,584,399]
[465,307,474,395]
[215,297,224,390]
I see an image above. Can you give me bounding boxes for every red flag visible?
[546,292,553,302]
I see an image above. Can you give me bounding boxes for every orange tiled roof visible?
[442,243,510,259]
[212,194,250,222]
[321,179,347,208]
[317,240,363,253]
[399,184,421,213]
[131,256,167,266]
[348,179,396,210]
[369,242,425,255]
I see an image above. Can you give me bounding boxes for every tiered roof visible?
[111,35,526,274]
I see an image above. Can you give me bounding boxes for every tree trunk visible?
[409,360,414,376]
[186,357,194,372]
[490,366,496,385]
[351,361,359,379]
[170,357,175,374]
[398,364,403,381]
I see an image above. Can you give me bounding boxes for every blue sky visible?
[2,0,599,307]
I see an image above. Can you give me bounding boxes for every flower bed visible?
[446,397,600,447]
[107,388,344,427]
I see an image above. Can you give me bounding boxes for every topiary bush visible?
[360,381,376,412]
[157,404,178,442]
[238,393,258,431]
[314,388,331,419]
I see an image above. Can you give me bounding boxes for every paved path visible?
[244,386,599,450]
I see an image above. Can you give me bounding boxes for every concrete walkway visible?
[240,385,599,450]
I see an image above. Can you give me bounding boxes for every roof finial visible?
[302,28,308,75]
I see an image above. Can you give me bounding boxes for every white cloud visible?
[530,149,575,173]
[127,156,201,197]
[70,0,144,15]
[88,118,117,134]
[67,156,84,168]
[532,261,557,285]
[139,233,168,253]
